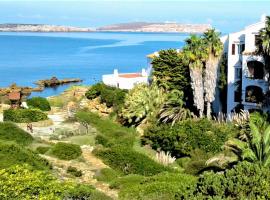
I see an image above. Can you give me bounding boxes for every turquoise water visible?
[0,32,187,97]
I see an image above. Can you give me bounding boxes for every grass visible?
[63,135,96,146]
[0,141,51,170]
[0,122,33,146]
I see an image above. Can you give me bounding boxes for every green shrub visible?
[142,119,237,157]
[0,165,69,200]
[194,161,270,199]
[94,146,170,176]
[3,109,48,123]
[27,97,51,111]
[66,184,112,200]
[50,142,82,160]
[85,83,127,112]
[36,146,50,154]
[0,142,50,170]
[85,83,105,100]
[118,172,197,200]
[94,168,120,183]
[0,122,33,145]
[67,166,83,177]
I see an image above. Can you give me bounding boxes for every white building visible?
[223,16,268,114]
[102,68,149,90]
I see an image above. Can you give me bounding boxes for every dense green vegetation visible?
[50,142,82,160]
[0,165,112,200]
[27,96,51,111]
[94,146,170,176]
[142,119,237,158]
[3,108,48,123]
[85,83,127,112]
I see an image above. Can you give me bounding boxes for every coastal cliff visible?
[0,24,94,32]
[97,22,211,33]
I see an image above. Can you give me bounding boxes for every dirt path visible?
[42,148,118,199]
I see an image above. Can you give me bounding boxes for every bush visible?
[50,142,82,160]
[27,97,51,111]
[67,166,83,177]
[66,184,112,200]
[0,142,50,170]
[85,83,105,100]
[94,168,120,183]
[0,165,69,200]
[36,146,50,154]
[194,162,270,199]
[142,119,237,157]
[117,172,197,200]
[85,83,127,112]
[94,146,170,176]
[0,122,33,146]
[3,109,48,123]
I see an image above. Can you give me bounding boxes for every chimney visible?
[113,69,119,78]
[142,68,147,76]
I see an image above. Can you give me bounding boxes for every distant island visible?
[97,22,211,33]
[0,22,211,33]
[0,24,94,32]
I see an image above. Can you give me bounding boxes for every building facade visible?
[223,16,268,114]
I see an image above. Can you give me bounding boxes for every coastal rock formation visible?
[97,22,211,33]
[35,77,82,88]
[0,24,94,32]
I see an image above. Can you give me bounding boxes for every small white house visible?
[102,68,149,90]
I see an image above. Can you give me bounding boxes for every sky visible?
[0,1,269,33]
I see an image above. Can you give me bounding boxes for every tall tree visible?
[203,29,223,119]
[151,49,192,106]
[183,35,207,117]
[256,16,270,74]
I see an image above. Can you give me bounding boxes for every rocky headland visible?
[97,22,211,33]
[0,24,94,32]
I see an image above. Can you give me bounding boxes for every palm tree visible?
[158,89,193,126]
[183,35,207,117]
[203,29,223,119]
[256,16,270,76]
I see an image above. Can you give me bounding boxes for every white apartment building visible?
[223,16,268,114]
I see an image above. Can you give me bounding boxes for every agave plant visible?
[159,89,193,126]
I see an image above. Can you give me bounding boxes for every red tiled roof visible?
[119,73,142,78]
[8,92,21,100]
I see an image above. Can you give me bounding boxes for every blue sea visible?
[0,32,187,97]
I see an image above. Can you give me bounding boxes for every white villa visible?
[102,68,149,90]
[222,15,268,114]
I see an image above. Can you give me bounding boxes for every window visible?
[232,44,236,55]
[235,67,242,80]
[238,44,245,54]
[255,35,261,46]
